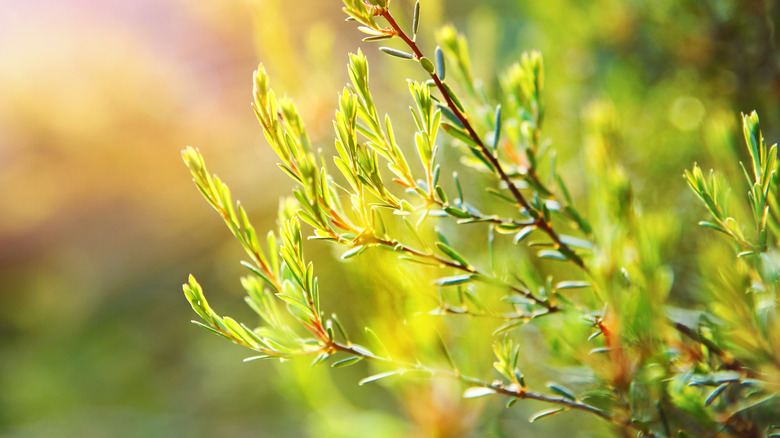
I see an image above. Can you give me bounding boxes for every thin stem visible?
[435,305,555,324]
[374,236,557,312]
[330,340,658,437]
[379,10,589,274]
[672,322,756,378]
[427,194,538,229]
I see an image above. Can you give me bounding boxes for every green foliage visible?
[182,1,779,436]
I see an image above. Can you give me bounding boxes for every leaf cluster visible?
[181,1,780,436]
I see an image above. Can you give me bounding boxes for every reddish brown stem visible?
[379,10,588,273]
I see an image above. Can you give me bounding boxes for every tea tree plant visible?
[182,1,779,436]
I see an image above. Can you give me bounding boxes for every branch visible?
[379,10,589,274]
[331,340,659,437]
[672,322,757,378]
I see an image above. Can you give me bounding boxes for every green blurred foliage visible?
[1,0,778,436]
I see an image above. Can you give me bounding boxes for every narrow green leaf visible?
[359,370,403,385]
[466,146,495,170]
[435,241,470,267]
[435,46,446,81]
[437,335,458,370]
[363,34,394,42]
[277,163,303,184]
[433,274,473,286]
[420,57,435,74]
[342,245,366,259]
[332,356,363,368]
[380,46,414,59]
[513,226,536,244]
[538,249,567,261]
[275,293,315,319]
[331,313,349,343]
[434,226,450,247]
[243,355,272,362]
[493,320,527,336]
[222,317,257,346]
[491,104,502,150]
[453,171,464,205]
[529,408,565,422]
[555,281,590,290]
[464,289,484,311]
[698,221,728,234]
[463,387,496,399]
[310,352,330,368]
[191,320,231,340]
[704,382,729,407]
[400,199,415,212]
[435,185,447,203]
[444,206,471,219]
[441,83,465,113]
[348,344,375,358]
[412,1,421,38]
[437,104,463,128]
[558,234,593,249]
[546,382,578,401]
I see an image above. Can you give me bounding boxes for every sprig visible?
[181,1,780,436]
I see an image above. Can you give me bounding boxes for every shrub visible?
[182,1,779,436]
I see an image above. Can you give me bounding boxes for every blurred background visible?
[0,0,777,436]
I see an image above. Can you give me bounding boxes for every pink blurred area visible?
[0,0,264,282]
[0,0,323,433]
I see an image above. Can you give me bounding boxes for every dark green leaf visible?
[441,83,465,113]
[546,382,578,401]
[442,122,477,146]
[444,206,471,218]
[435,46,446,81]
[491,104,502,150]
[435,241,470,267]
[437,103,463,128]
[435,185,447,203]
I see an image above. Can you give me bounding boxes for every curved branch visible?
[379,10,589,274]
